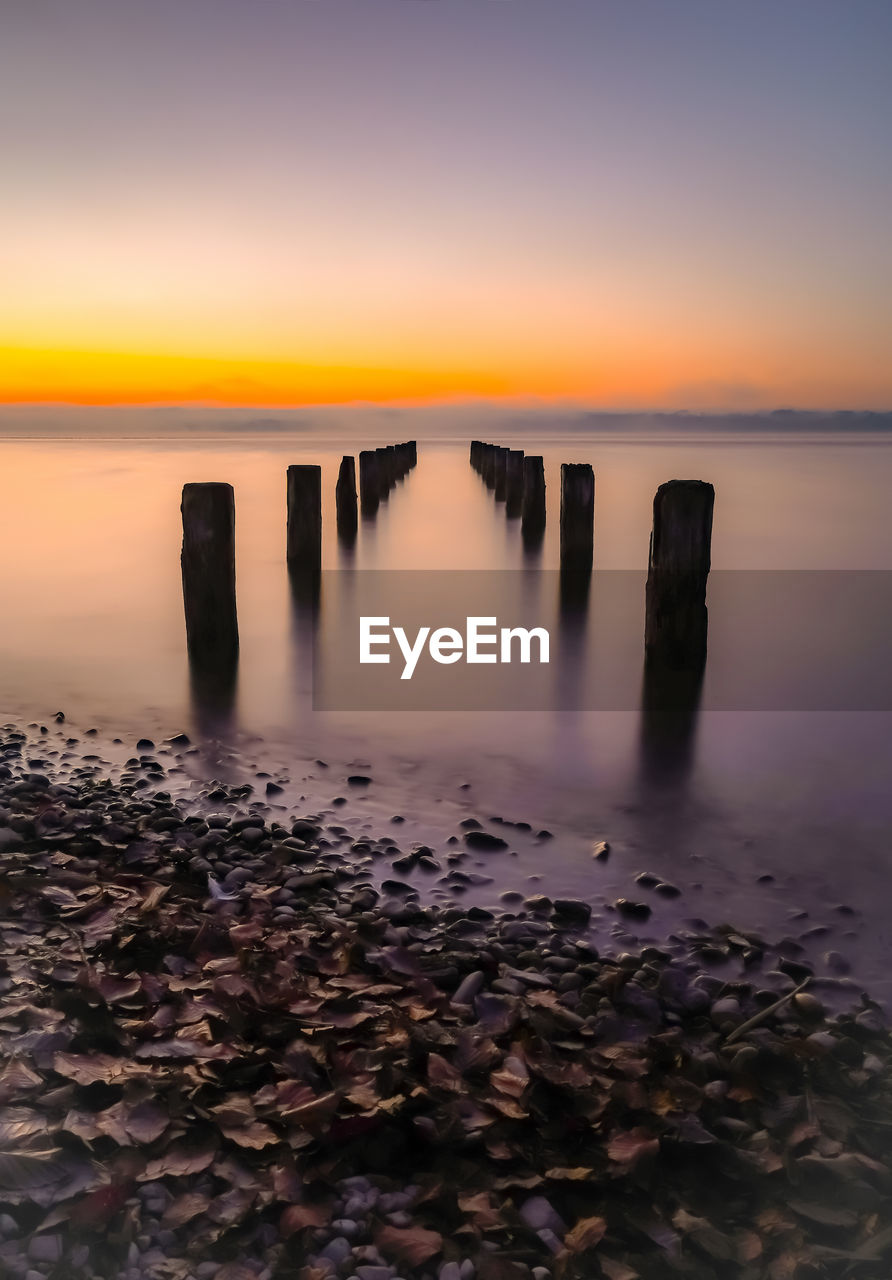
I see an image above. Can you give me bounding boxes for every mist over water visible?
[2,427,892,995]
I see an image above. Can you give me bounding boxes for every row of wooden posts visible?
[181,441,417,667]
[181,437,715,677]
[471,439,715,667]
[357,440,417,516]
[470,439,594,571]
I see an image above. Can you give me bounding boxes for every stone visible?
[553,898,592,924]
[463,830,508,851]
[614,899,651,921]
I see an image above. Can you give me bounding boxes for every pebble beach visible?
[0,718,890,1280]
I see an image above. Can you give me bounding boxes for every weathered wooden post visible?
[375,446,391,497]
[470,440,481,470]
[359,450,380,516]
[494,447,508,501]
[644,480,714,668]
[181,482,239,666]
[482,443,496,488]
[409,440,417,467]
[505,449,524,516]
[336,455,358,541]
[286,464,322,570]
[560,463,594,572]
[385,444,398,487]
[521,455,546,542]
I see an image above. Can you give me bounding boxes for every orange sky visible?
[4,1,891,411]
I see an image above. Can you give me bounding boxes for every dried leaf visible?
[606,1128,660,1168]
[280,1202,330,1236]
[0,1108,50,1143]
[162,1192,212,1228]
[565,1215,607,1252]
[375,1223,443,1267]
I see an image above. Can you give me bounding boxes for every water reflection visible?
[289,567,322,713]
[522,520,545,559]
[637,656,704,788]
[188,655,239,741]
[554,566,592,710]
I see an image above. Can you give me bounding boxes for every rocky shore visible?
[1,720,891,1280]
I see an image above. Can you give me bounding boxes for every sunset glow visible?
[3,0,891,411]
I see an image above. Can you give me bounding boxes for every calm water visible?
[2,432,892,993]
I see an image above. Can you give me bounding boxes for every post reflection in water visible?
[637,651,705,790]
[288,567,322,711]
[521,518,545,560]
[188,653,239,743]
[555,566,592,709]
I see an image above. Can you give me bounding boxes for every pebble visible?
[321,1237,353,1264]
[519,1197,566,1236]
[614,898,651,921]
[28,1234,62,1263]
[452,970,485,1004]
[463,831,508,851]
[552,898,591,924]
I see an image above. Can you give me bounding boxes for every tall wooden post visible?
[359,450,380,516]
[560,463,594,572]
[505,449,525,516]
[494,447,508,501]
[181,483,239,666]
[336,455,358,541]
[286,464,322,570]
[521,455,546,541]
[375,446,391,497]
[482,443,495,487]
[644,480,714,668]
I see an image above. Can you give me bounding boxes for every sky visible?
[2,0,891,410]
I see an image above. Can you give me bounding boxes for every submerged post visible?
[505,449,525,517]
[644,479,714,668]
[560,463,594,572]
[521,455,546,541]
[181,482,239,666]
[336,455,358,540]
[359,450,380,516]
[286,464,322,570]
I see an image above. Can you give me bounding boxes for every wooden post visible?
[644,480,714,668]
[359,450,380,516]
[375,446,391,497]
[181,482,239,666]
[385,444,397,487]
[336,455,358,540]
[409,440,417,467]
[521,455,546,541]
[505,449,524,516]
[494,447,508,501]
[482,443,495,487]
[560,463,594,572]
[286,464,322,569]
[470,440,481,470]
